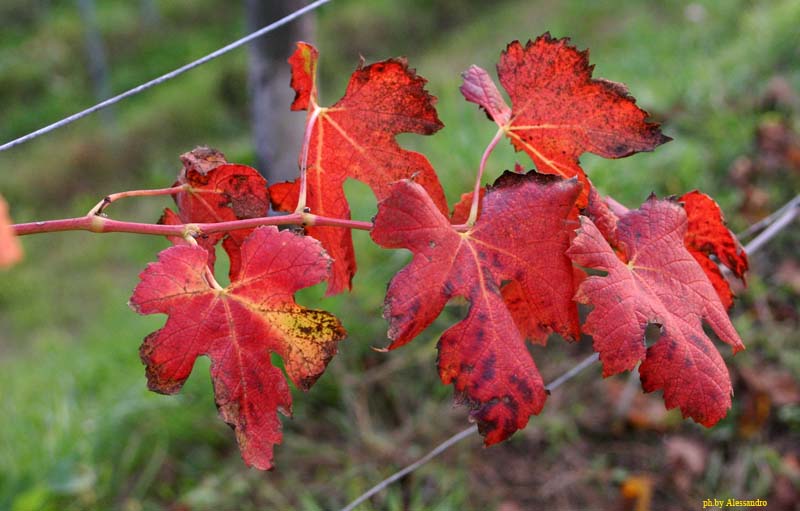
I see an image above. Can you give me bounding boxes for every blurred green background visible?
[1,1,798,510]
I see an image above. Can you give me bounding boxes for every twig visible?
[86,185,188,216]
[339,353,600,511]
[0,0,331,153]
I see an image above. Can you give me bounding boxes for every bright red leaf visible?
[166,147,269,280]
[130,226,346,470]
[372,172,581,444]
[461,34,670,206]
[567,197,745,426]
[680,190,749,310]
[271,42,447,295]
[0,194,22,269]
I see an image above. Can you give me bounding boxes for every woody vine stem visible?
[11,101,471,239]
[13,105,367,238]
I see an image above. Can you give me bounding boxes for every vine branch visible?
[12,212,373,237]
[736,194,798,254]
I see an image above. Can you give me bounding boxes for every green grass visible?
[1,0,798,509]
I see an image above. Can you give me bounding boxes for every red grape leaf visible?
[567,197,745,426]
[0,194,22,268]
[680,190,749,310]
[460,34,670,206]
[450,184,581,343]
[501,266,585,345]
[129,226,346,470]
[271,42,447,295]
[372,172,581,444]
[585,188,749,309]
[169,148,269,281]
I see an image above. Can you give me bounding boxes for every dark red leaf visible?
[567,197,745,426]
[288,41,318,111]
[372,172,581,443]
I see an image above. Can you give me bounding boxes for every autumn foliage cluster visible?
[1,34,749,470]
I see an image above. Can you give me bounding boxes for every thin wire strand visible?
[339,353,600,511]
[339,425,478,511]
[739,197,798,254]
[338,197,798,511]
[545,353,600,393]
[0,0,331,153]
[737,194,800,239]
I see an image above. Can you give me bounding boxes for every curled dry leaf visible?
[163,148,269,281]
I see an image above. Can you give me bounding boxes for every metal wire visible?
[0,0,331,153]
[339,353,601,511]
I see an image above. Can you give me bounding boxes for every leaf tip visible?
[288,41,319,111]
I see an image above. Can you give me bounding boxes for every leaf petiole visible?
[467,126,505,225]
[294,105,324,215]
